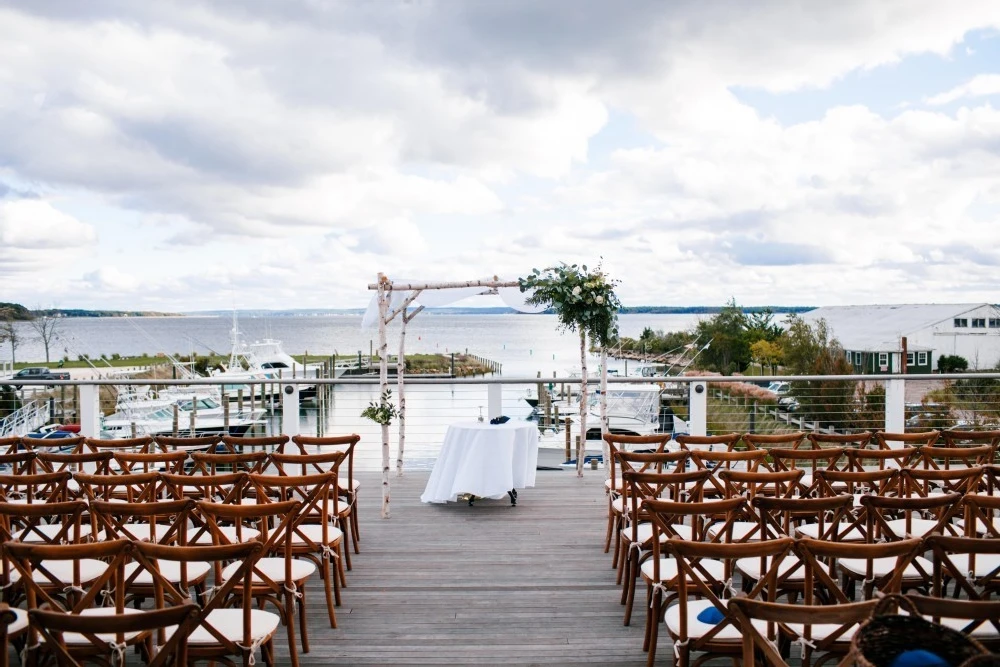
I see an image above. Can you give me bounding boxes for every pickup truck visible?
[12,367,71,381]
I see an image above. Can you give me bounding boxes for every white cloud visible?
[0,199,96,249]
[926,74,1000,105]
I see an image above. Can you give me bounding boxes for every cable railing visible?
[5,373,1000,469]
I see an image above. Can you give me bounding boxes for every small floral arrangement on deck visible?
[519,263,621,347]
[361,389,399,426]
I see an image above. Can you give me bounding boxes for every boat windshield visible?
[589,387,661,418]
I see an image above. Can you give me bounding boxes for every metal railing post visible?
[78,384,102,438]
[281,383,301,437]
[884,378,906,435]
[690,381,707,436]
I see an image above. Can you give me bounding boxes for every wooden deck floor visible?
[287,467,655,666]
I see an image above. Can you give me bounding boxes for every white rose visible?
[595,295,604,304]
[572,286,582,296]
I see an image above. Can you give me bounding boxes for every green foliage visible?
[937,354,969,373]
[361,389,399,425]
[0,385,21,419]
[779,314,857,423]
[519,263,621,347]
[0,303,32,320]
[618,329,697,356]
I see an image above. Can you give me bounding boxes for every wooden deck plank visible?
[275,467,655,665]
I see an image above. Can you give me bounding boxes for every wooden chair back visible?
[35,450,115,478]
[113,450,189,474]
[643,496,750,543]
[675,433,741,452]
[189,450,269,476]
[19,435,84,454]
[769,447,846,495]
[860,492,964,540]
[939,429,1000,449]
[794,536,926,601]
[961,493,1000,538]
[90,498,196,544]
[603,433,674,495]
[845,446,919,472]
[0,451,36,475]
[154,434,222,454]
[806,430,873,450]
[718,469,804,499]
[901,466,983,498]
[0,470,70,504]
[873,430,939,449]
[220,434,289,454]
[924,534,1000,603]
[903,593,1000,651]
[742,431,807,451]
[751,494,853,542]
[814,468,900,498]
[0,437,21,455]
[73,471,161,504]
[84,435,154,454]
[916,444,993,470]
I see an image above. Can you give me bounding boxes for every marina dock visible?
[289,467,650,666]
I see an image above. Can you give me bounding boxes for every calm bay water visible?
[9,313,705,470]
[11,313,704,376]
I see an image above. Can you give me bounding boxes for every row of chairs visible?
[0,433,365,667]
[601,432,1000,667]
[682,429,1000,452]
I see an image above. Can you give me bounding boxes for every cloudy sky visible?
[2,1,1000,312]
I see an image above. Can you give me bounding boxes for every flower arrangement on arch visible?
[361,389,399,426]
[518,263,621,347]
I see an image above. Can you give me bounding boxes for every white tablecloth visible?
[420,421,539,504]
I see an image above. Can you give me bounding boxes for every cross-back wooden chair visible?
[250,469,345,630]
[664,536,796,667]
[113,450,189,475]
[83,435,154,455]
[290,434,362,553]
[915,444,993,471]
[35,451,115,489]
[639,496,750,667]
[874,430,939,450]
[220,434,288,455]
[189,450,269,476]
[0,451,36,476]
[602,433,674,554]
[806,430,873,451]
[939,428,1000,451]
[675,433,742,452]
[153,433,222,454]
[904,592,1000,651]
[901,466,983,499]
[689,449,771,498]
[610,449,689,568]
[983,465,1000,495]
[159,472,255,545]
[30,601,200,667]
[5,539,134,665]
[815,467,900,500]
[617,468,711,627]
[196,498,310,667]
[730,596,880,667]
[0,500,90,607]
[795,536,928,602]
[962,493,1000,538]
[0,471,70,505]
[925,534,1000,604]
[20,435,84,455]
[845,445,919,472]
[132,540,278,667]
[710,470,804,542]
[73,471,162,505]
[742,432,807,451]
[768,447,847,497]
[860,491,964,540]
[735,495,855,603]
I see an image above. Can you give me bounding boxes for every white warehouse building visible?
[799,303,1000,373]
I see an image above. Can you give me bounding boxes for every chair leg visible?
[339,517,353,571]
[332,549,343,606]
[338,543,348,588]
[612,526,623,570]
[604,505,614,553]
[643,583,653,652]
[298,586,310,653]
[323,553,338,628]
[646,586,661,667]
[623,552,638,626]
[616,535,628,585]
[350,505,361,554]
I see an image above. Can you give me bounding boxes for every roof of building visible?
[798,303,1000,352]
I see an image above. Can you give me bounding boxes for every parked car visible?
[12,367,71,381]
[765,381,791,397]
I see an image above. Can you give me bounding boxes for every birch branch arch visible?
[364,275,544,518]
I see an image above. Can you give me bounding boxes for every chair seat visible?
[222,557,316,584]
[954,517,999,536]
[622,522,693,545]
[883,518,945,538]
[838,555,933,580]
[735,554,804,581]
[9,558,108,585]
[795,523,867,542]
[188,525,261,544]
[125,560,211,585]
[664,599,766,642]
[937,553,1000,578]
[707,520,760,541]
[7,607,28,636]
[64,607,146,644]
[291,523,344,546]
[13,523,82,543]
[783,621,859,643]
[926,614,1000,639]
[641,557,725,583]
[183,608,281,645]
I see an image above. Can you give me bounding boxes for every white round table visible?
[420,421,539,504]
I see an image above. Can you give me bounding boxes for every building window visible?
[972,318,986,328]
[955,318,968,327]
[918,351,928,366]
[878,352,888,369]
[845,351,852,363]
[906,352,915,366]
[990,318,1000,328]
